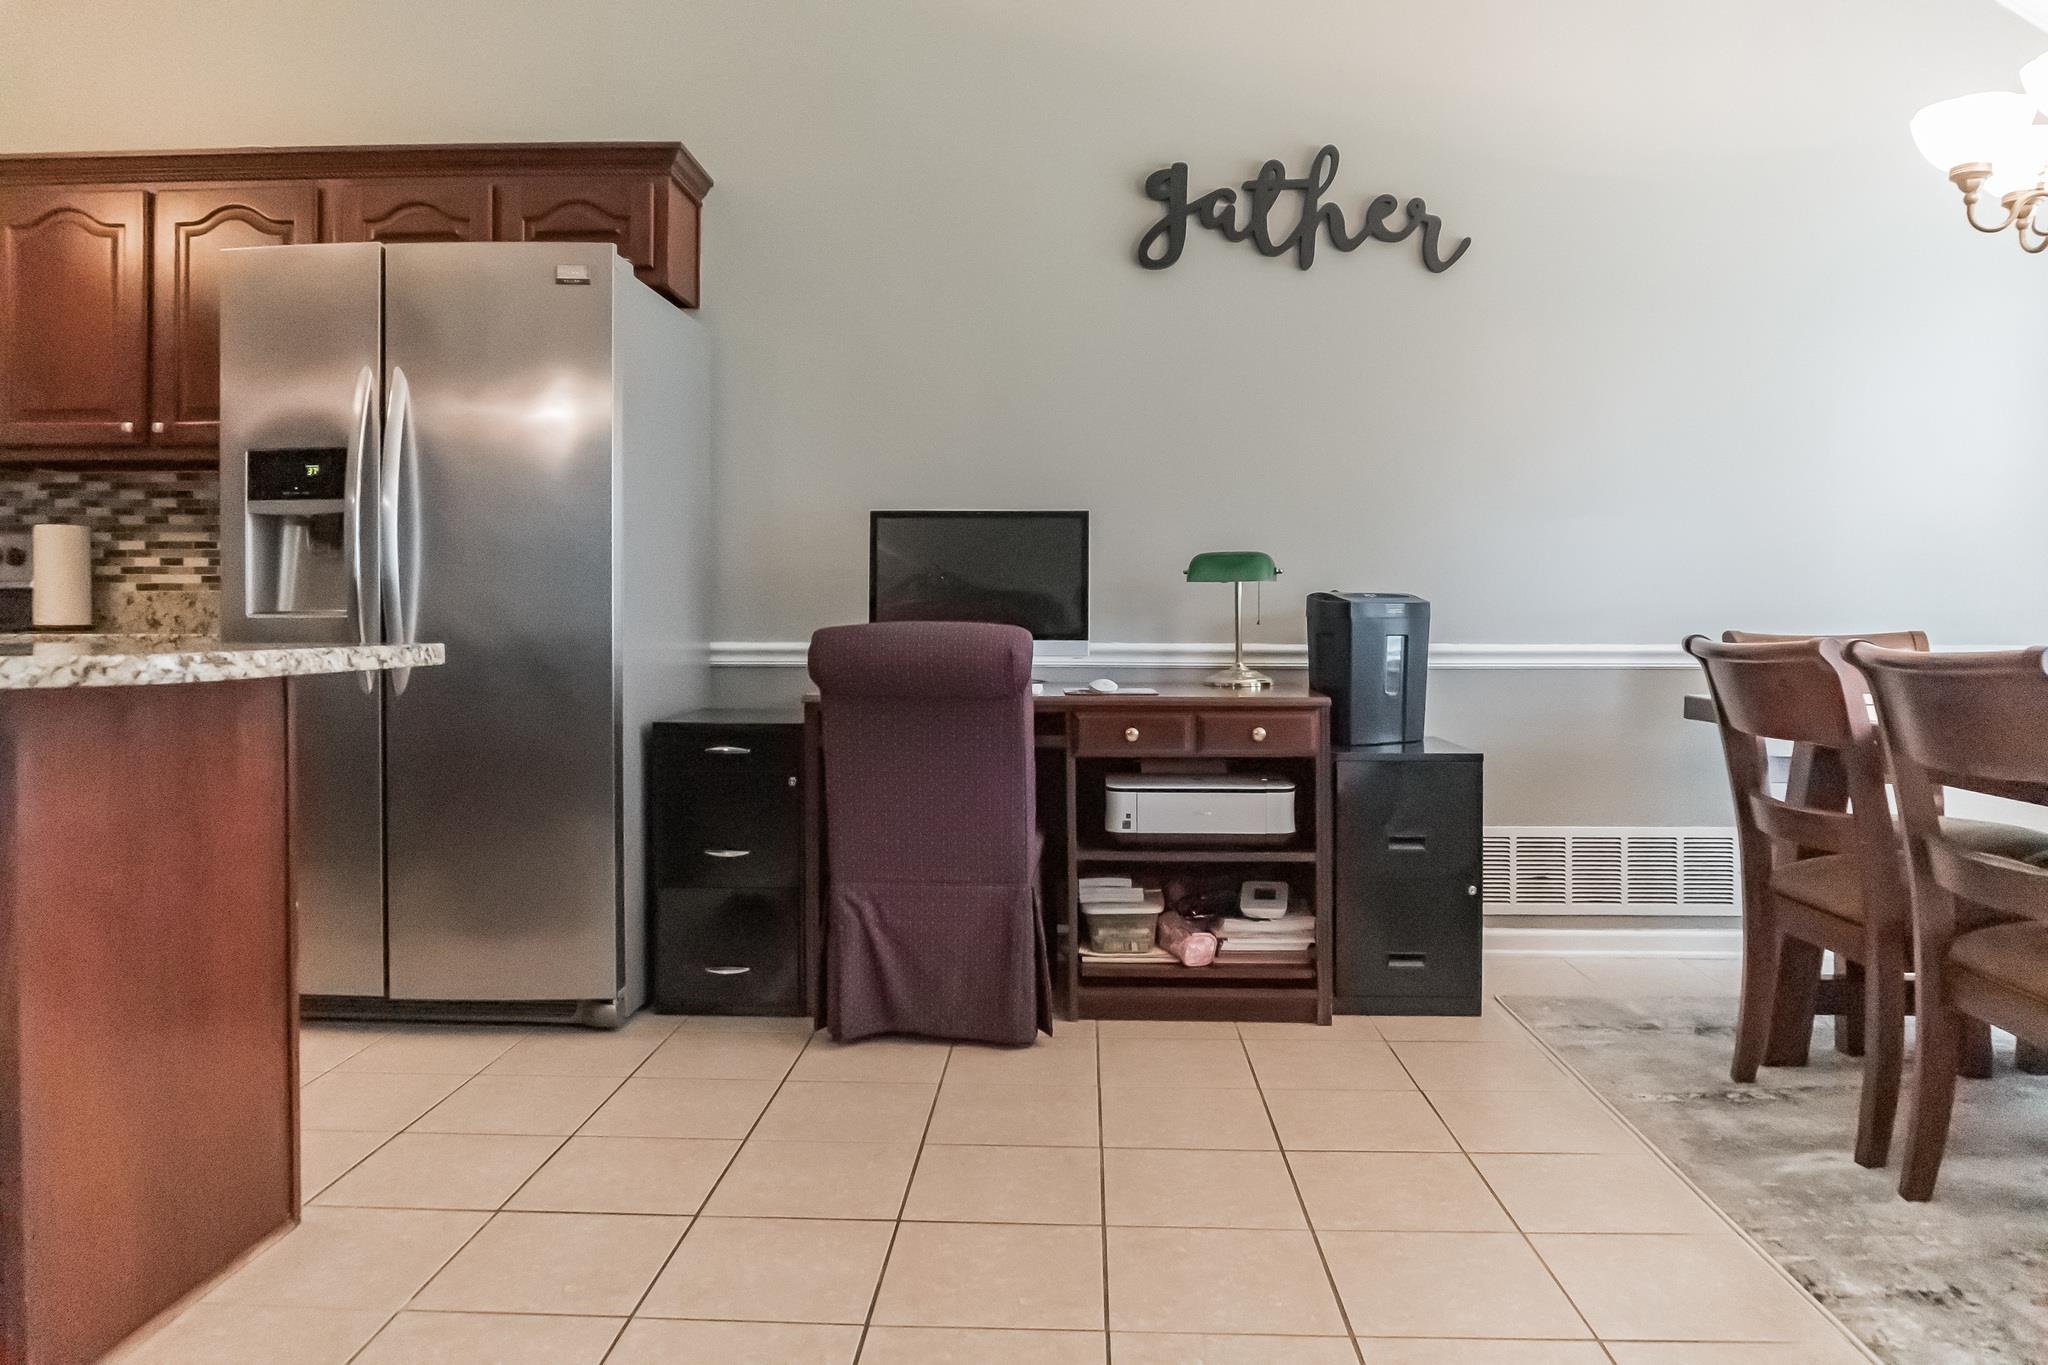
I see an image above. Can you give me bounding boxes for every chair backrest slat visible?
[1749,793,1853,854]
[1848,643,2048,929]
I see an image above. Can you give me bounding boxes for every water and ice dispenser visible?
[243,447,351,617]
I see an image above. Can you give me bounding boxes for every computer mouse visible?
[1087,678,1120,693]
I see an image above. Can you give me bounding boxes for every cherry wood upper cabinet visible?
[496,176,656,276]
[0,187,148,446]
[329,178,492,245]
[151,184,319,447]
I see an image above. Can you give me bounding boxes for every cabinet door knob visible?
[1124,727,1140,742]
[704,848,752,859]
[150,421,165,434]
[119,421,134,434]
[1251,726,1268,742]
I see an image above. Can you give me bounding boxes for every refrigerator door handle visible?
[381,367,419,695]
[345,364,378,694]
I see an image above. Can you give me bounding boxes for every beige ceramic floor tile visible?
[1105,1227,1345,1335]
[1318,1230,1590,1339]
[1602,1343,1870,1365]
[752,1080,937,1142]
[411,1210,686,1315]
[108,1305,387,1365]
[1288,1151,1512,1231]
[1530,1233,1841,1343]
[1483,956,1600,996]
[579,1076,777,1138]
[635,1028,809,1080]
[1474,1153,1728,1234]
[204,1206,487,1311]
[946,1037,1099,1086]
[1104,1148,1304,1229]
[298,1024,389,1078]
[874,1221,1106,1331]
[861,1326,1108,1363]
[1427,1089,1642,1155]
[1099,1085,1276,1150]
[352,1311,624,1364]
[299,1129,388,1199]
[333,1026,528,1075]
[1098,1019,1241,1039]
[300,1071,468,1132]
[1680,957,1745,996]
[1357,1342,1612,1364]
[703,1138,920,1219]
[1389,1040,1575,1092]
[674,1013,818,1036]
[1111,1335,1356,1365]
[506,1135,738,1215]
[790,1035,953,1083]
[1237,1015,1383,1041]
[312,1131,561,1210]
[903,1144,1103,1224]
[1369,1007,1533,1042]
[410,1074,621,1135]
[638,1216,894,1324]
[1263,1089,1457,1152]
[606,1317,863,1365]
[926,1082,1100,1146]
[483,1026,668,1077]
[1244,1039,1414,1090]
[1099,1038,1255,1088]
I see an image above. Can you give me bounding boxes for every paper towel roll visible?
[31,523,92,630]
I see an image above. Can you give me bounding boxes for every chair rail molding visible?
[707,640,1695,670]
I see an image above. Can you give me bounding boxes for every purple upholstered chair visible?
[808,621,1052,1046]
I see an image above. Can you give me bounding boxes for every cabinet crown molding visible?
[0,142,713,200]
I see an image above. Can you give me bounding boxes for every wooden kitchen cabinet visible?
[328,177,493,244]
[0,187,149,447]
[0,143,710,465]
[151,183,319,447]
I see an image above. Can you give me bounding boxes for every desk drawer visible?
[659,779,799,889]
[1075,711,1195,757]
[652,887,802,1014]
[1196,710,1319,757]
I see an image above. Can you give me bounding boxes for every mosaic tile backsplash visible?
[0,469,223,632]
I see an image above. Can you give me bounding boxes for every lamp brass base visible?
[1204,664,1274,692]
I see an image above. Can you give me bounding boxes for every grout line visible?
[1098,1025,1113,1364]
[1238,1029,1367,1364]
[852,1041,953,1363]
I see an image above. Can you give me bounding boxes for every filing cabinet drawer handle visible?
[704,848,753,858]
[705,744,752,755]
[1251,726,1267,742]
[1388,835,1427,851]
[1125,727,1141,742]
[703,965,753,976]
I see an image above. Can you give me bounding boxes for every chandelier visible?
[1914,46,2048,252]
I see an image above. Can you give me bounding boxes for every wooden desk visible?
[804,682,1334,1024]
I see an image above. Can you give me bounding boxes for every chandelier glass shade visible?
[1914,66,2048,251]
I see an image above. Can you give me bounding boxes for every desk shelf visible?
[1074,846,1318,864]
[1080,957,1315,984]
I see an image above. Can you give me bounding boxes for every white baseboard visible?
[1485,925,1740,957]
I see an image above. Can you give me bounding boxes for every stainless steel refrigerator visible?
[218,242,710,1026]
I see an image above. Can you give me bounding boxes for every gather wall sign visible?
[1137,145,1470,274]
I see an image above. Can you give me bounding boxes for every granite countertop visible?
[0,635,445,690]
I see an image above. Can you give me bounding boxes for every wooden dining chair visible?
[1684,635,1912,1167]
[1845,642,2048,1200]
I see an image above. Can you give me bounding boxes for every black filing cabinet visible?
[648,710,805,1015]
[1332,739,1484,1015]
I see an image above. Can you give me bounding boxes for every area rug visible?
[1503,994,2048,1365]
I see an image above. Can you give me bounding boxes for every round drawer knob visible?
[1251,726,1268,742]
[1124,727,1141,742]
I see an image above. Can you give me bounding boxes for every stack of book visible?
[1214,910,1315,964]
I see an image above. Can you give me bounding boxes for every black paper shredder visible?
[1307,591,1430,747]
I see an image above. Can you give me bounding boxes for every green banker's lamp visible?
[1184,551,1281,692]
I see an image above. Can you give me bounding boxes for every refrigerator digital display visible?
[248,447,347,501]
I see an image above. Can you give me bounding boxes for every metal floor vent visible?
[1483,827,1739,915]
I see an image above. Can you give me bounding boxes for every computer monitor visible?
[869,510,1089,657]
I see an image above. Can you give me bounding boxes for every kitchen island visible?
[0,636,441,1365]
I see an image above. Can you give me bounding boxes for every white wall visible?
[5,0,2043,822]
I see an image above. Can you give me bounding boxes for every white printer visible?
[1104,773,1297,841]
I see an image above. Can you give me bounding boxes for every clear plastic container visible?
[1082,904,1162,954]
